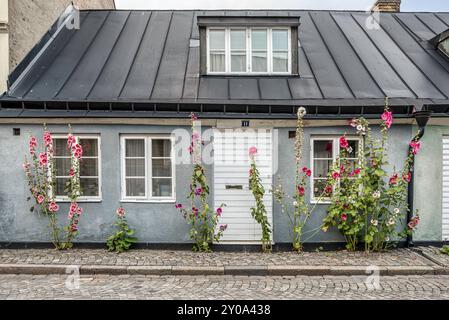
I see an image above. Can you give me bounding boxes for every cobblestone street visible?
[1,274,449,300]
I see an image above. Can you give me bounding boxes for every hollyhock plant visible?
[176,113,227,252]
[107,207,137,253]
[323,98,421,252]
[273,107,328,252]
[249,146,272,253]
[24,124,84,250]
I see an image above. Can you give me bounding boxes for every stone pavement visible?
[1,274,449,300]
[0,247,448,276]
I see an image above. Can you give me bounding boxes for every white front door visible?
[213,129,273,244]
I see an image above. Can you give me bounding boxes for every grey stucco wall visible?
[273,125,413,243]
[0,122,429,244]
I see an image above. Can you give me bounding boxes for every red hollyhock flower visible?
[324,185,333,194]
[389,173,398,185]
[402,172,412,183]
[341,213,347,221]
[297,186,305,196]
[339,136,349,149]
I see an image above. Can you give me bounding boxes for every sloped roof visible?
[2,9,449,116]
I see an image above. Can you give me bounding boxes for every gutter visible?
[406,110,433,247]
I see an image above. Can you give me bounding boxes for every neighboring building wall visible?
[8,0,115,71]
[414,125,449,242]
[0,0,8,94]
[0,123,414,244]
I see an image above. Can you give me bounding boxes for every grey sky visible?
[115,0,449,11]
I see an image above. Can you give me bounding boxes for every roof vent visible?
[371,0,401,12]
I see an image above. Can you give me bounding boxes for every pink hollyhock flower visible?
[116,207,125,218]
[248,146,258,158]
[219,224,228,232]
[43,131,53,146]
[340,165,345,174]
[69,168,75,177]
[70,202,78,214]
[76,207,83,216]
[175,203,183,209]
[354,168,361,175]
[48,201,59,212]
[408,221,416,229]
[192,207,199,216]
[389,173,398,185]
[190,113,198,121]
[29,136,37,148]
[297,186,305,196]
[68,211,74,219]
[403,172,412,183]
[249,169,253,176]
[324,185,333,194]
[332,171,340,180]
[216,207,222,216]
[37,195,45,204]
[339,136,349,149]
[39,153,48,167]
[194,187,203,196]
[341,213,348,221]
[409,141,421,155]
[71,224,78,232]
[67,134,76,148]
[381,111,393,129]
[72,143,83,159]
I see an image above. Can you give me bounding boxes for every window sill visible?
[120,199,176,204]
[55,198,102,203]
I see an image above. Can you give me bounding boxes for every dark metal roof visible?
[2,9,449,117]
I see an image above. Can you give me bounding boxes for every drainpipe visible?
[406,110,432,247]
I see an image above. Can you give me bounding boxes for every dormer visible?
[197,16,300,76]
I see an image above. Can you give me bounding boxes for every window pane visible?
[251,30,267,50]
[152,159,171,177]
[344,140,359,158]
[55,158,71,176]
[126,178,145,197]
[125,159,145,177]
[314,140,333,158]
[273,51,288,72]
[126,139,145,157]
[152,178,172,197]
[231,53,246,72]
[54,139,69,156]
[55,178,70,196]
[439,39,449,57]
[314,160,331,178]
[209,30,225,50]
[152,139,171,157]
[252,52,267,72]
[209,52,225,72]
[80,139,98,157]
[231,30,246,50]
[272,30,288,50]
[80,158,98,176]
[80,178,99,197]
[314,179,329,198]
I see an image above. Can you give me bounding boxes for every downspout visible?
[406,110,432,247]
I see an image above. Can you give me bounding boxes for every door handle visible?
[225,185,243,190]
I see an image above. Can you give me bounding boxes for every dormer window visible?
[206,27,291,74]
[198,15,300,76]
[439,37,449,58]
[434,29,449,60]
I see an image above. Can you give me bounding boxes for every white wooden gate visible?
[213,129,273,243]
[443,137,449,241]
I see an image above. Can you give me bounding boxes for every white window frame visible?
[120,135,176,203]
[310,136,361,204]
[206,27,291,75]
[53,134,102,202]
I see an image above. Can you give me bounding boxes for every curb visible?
[0,264,447,276]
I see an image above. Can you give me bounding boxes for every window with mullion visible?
[122,136,174,201]
[311,137,360,202]
[53,136,100,200]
